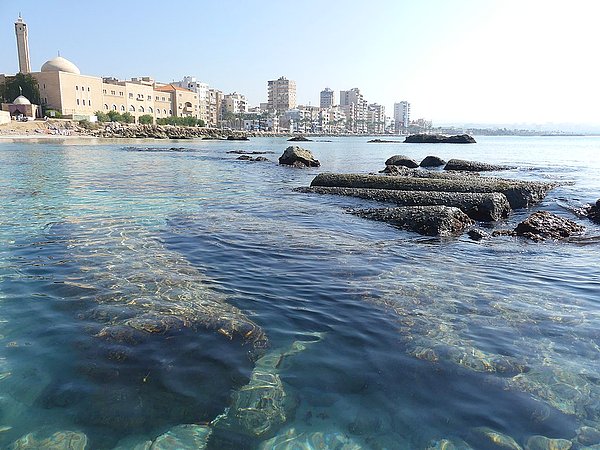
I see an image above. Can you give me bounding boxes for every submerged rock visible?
[384,154,419,168]
[149,424,211,450]
[515,211,584,241]
[311,173,556,209]
[278,146,320,167]
[237,155,269,162]
[11,430,88,450]
[404,134,476,144]
[427,438,474,450]
[524,435,571,450]
[468,229,491,241]
[296,186,511,222]
[420,155,446,167]
[214,333,325,438]
[379,166,481,180]
[226,135,249,141]
[350,206,474,236]
[467,427,522,450]
[576,426,600,446]
[444,158,516,172]
[368,138,402,143]
[258,427,362,450]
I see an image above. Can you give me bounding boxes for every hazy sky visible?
[1,0,599,126]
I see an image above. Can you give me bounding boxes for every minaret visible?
[14,14,31,74]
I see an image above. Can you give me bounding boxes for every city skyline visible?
[1,0,599,128]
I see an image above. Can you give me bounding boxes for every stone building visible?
[267,76,296,113]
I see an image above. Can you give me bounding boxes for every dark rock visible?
[226,150,274,154]
[350,205,474,236]
[288,135,312,142]
[237,155,268,162]
[379,165,402,175]
[296,186,510,222]
[492,229,517,237]
[384,154,419,168]
[420,155,446,167]
[515,211,584,241]
[583,199,600,224]
[227,135,249,141]
[468,229,491,241]
[279,146,320,167]
[444,158,516,172]
[368,139,402,143]
[404,134,476,144]
[310,173,557,209]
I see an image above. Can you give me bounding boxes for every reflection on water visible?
[0,137,599,449]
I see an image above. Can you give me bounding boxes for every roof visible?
[155,84,194,93]
[41,56,81,75]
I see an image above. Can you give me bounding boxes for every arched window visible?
[139,106,144,113]
[112,104,117,110]
[129,105,135,112]
[164,109,167,115]
[104,104,109,110]
[148,107,153,113]
[120,105,125,111]
[169,110,172,115]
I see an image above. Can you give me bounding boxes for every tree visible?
[0,73,41,105]
[138,114,153,124]
[121,112,134,123]
[106,110,122,122]
[95,110,109,122]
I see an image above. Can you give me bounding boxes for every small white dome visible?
[41,56,81,75]
[13,95,31,105]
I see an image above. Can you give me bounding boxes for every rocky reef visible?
[444,158,516,172]
[350,205,474,236]
[404,134,476,144]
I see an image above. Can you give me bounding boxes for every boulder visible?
[350,205,474,236]
[468,229,491,241]
[310,173,557,209]
[384,154,419,168]
[467,427,522,450]
[420,155,446,167]
[404,134,476,144]
[576,426,600,446]
[444,158,516,172]
[515,211,584,241]
[279,146,320,167]
[237,155,268,162]
[583,199,600,224]
[226,135,249,141]
[295,186,510,222]
[368,138,402,143]
[11,431,88,450]
[525,435,572,450]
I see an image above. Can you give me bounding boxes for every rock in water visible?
[149,424,211,450]
[420,155,446,167]
[576,426,600,446]
[295,186,511,222]
[310,173,556,209]
[467,427,523,450]
[258,427,362,450]
[515,211,584,241]
[404,134,476,144]
[288,135,312,141]
[524,435,572,450]
[350,206,474,236]
[11,430,88,450]
[583,199,600,224]
[444,158,516,172]
[384,154,419,168]
[278,146,320,167]
[214,333,325,438]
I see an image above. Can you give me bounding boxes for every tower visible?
[15,14,31,74]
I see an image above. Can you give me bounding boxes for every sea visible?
[0,135,599,449]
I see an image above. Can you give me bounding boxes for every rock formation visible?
[384,154,419,168]
[404,134,476,144]
[444,158,516,172]
[278,146,320,167]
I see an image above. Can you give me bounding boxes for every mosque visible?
[1,15,200,123]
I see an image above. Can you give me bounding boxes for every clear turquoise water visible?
[0,136,599,449]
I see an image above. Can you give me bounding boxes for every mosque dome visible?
[13,95,31,105]
[41,56,81,75]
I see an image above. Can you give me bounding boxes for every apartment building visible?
[267,76,296,113]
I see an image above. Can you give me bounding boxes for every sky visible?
[1,0,599,128]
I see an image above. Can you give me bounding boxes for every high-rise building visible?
[368,103,386,134]
[267,76,296,113]
[14,15,31,73]
[320,88,334,108]
[394,101,411,133]
[176,76,210,125]
[339,88,368,133]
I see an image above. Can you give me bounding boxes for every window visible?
[111,90,115,95]
[163,109,167,115]
[76,86,79,91]
[155,96,159,101]
[120,91,123,96]
[147,95,151,101]
[129,105,135,111]
[148,107,153,113]
[129,93,133,99]
[139,106,144,112]
[112,104,117,110]
[43,84,46,89]
[76,99,80,105]
[168,109,171,115]
[87,87,90,92]
[120,105,125,111]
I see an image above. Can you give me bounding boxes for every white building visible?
[340,88,368,133]
[222,92,247,114]
[176,76,210,125]
[394,101,411,133]
[267,76,296,113]
[320,88,334,109]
